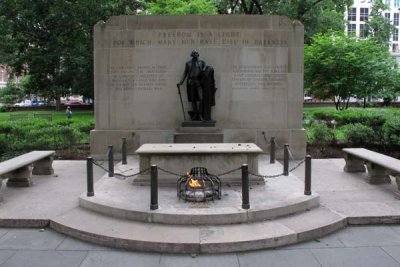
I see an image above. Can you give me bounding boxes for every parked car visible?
[32,100,45,106]
[13,100,32,107]
[64,100,92,107]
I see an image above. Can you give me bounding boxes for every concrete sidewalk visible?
[0,225,399,266]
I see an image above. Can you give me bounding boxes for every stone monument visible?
[91,15,306,159]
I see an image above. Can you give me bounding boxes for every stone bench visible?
[0,151,55,188]
[343,148,400,196]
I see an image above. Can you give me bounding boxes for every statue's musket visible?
[177,84,187,121]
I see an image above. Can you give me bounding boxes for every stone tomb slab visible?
[134,143,263,185]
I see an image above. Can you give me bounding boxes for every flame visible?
[187,172,203,188]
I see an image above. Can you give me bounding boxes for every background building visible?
[346,0,400,60]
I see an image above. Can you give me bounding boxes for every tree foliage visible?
[305,31,400,110]
[216,0,353,43]
[0,0,141,108]
[145,0,217,14]
[0,80,26,105]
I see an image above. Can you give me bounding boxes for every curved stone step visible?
[50,206,346,254]
[79,173,320,225]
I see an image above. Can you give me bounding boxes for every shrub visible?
[342,123,377,146]
[307,123,336,146]
[383,117,400,145]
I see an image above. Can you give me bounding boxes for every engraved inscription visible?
[110,65,167,91]
[232,65,288,90]
[111,30,289,48]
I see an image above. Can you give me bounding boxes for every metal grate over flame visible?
[177,167,221,202]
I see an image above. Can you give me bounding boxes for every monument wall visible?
[91,15,306,159]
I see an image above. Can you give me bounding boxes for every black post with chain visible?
[283,144,289,176]
[241,164,250,209]
[304,155,312,195]
[86,157,94,197]
[270,137,276,164]
[121,138,127,165]
[108,145,114,177]
[150,165,158,210]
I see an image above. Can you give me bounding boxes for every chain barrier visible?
[113,167,150,180]
[157,167,185,177]
[92,160,109,172]
[248,158,306,179]
[287,146,295,161]
[216,167,242,177]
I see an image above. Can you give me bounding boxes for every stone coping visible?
[0,151,55,175]
[343,148,400,173]
[135,143,263,154]
[79,173,320,225]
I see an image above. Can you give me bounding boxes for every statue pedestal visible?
[174,122,222,143]
[181,121,215,127]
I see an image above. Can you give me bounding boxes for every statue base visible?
[175,122,222,143]
[181,121,216,127]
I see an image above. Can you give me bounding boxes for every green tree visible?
[0,0,141,109]
[305,31,399,110]
[145,0,218,14]
[0,81,25,105]
[216,0,353,43]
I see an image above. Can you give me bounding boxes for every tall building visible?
[346,0,400,53]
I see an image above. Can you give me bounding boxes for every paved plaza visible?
[0,225,399,266]
[0,158,399,265]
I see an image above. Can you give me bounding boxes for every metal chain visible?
[113,167,150,180]
[157,167,185,177]
[92,160,110,172]
[288,158,306,172]
[215,167,242,177]
[248,158,306,179]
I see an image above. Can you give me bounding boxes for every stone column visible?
[365,162,391,184]
[343,154,366,172]
[6,165,33,187]
[32,156,54,175]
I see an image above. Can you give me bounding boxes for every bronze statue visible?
[177,50,216,122]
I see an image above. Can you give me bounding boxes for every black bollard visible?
[108,145,114,177]
[241,164,250,209]
[304,155,312,195]
[270,137,276,164]
[86,157,94,197]
[283,144,289,176]
[150,165,158,210]
[122,138,127,165]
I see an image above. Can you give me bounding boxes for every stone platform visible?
[79,157,320,225]
[0,158,399,254]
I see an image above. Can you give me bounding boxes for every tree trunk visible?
[55,95,62,111]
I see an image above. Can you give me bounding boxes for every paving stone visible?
[0,228,65,250]
[79,251,161,267]
[336,226,400,247]
[0,250,16,265]
[2,250,87,267]
[282,232,345,249]
[160,253,240,267]
[311,247,400,267]
[56,237,115,251]
[389,225,400,236]
[237,249,321,267]
[382,246,400,264]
